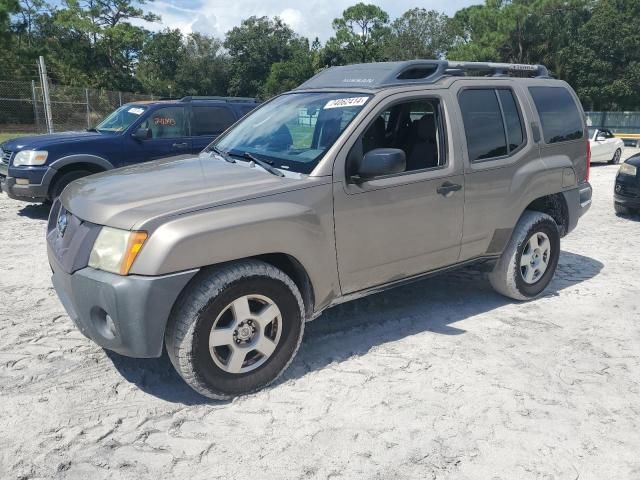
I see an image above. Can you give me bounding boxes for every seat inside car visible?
[405,114,439,171]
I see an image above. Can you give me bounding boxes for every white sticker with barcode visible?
[324,97,369,109]
[128,107,145,115]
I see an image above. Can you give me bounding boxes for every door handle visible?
[172,142,188,148]
[437,181,462,196]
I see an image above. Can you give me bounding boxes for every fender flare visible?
[43,154,115,187]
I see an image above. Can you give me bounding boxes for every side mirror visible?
[596,135,606,142]
[353,148,406,181]
[132,127,152,141]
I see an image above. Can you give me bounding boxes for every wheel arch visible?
[525,193,569,237]
[45,154,114,197]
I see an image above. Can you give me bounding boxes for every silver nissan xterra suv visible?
[47,60,593,399]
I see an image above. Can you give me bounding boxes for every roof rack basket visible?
[296,60,551,90]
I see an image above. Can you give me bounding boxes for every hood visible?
[1,131,105,151]
[62,155,304,230]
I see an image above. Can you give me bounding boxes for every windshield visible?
[96,104,147,133]
[211,92,371,174]
[588,127,596,138]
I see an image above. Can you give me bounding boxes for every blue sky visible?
[141,0,482,41]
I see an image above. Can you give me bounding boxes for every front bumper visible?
[49,250,198,358]
[614,176,640,208]
[562,181,592,234]
[0,165,50,202]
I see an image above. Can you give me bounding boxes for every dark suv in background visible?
[0,96,259,202]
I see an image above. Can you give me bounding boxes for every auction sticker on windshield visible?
[128,107,145,115]
[324,97,369,109]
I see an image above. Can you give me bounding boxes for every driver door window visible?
[352,99,445,176]
[142,107,187,139]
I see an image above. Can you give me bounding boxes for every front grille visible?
[46,199,101,274]
[615,182,639,198]
[1,148,12,165]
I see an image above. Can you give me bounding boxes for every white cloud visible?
[143,0,481,41]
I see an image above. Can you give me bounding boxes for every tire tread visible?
[165,260,305,400]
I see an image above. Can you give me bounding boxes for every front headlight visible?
[88,227,148,275]
[13,150,48,166]
[619,163,637,177]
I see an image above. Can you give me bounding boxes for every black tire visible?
[489,211,560,301]
[165,260,305,400]
[49,170,93,201]
[609,148,622,165]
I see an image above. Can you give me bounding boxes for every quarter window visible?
[192,106,236,136]
[529,87,583,144]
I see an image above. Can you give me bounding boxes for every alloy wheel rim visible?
[208,294,282,374]
[520,232,551,284]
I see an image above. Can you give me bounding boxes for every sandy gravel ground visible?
[1,155,639,480]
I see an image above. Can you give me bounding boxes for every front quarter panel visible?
[130,183,339,310]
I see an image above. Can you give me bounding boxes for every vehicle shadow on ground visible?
[17,203,51,220]
[108,250,603,405]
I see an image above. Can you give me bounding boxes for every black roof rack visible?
[179,96,259,103]
[296,60,551,90]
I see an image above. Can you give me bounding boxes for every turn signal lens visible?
[120,231,148,275]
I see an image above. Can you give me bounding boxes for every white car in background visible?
[589,128,624,164]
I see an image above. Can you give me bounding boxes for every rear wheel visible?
[49,170,93,202]
[489,211,560,300]
[609,148,622,165]
[166,260,305,399]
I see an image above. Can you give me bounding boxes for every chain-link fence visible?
[586,112,640,134]
[1,79,156,134]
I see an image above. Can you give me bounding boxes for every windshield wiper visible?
[211,145,235,163]
[243,152,284,177]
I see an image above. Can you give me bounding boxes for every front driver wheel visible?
[489,211,560,300]
[49,170,93,202]
[166,260,305,399]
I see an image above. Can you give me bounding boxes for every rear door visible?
[189,105,238,153]
[450,81,539,260]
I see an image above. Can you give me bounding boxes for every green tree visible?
[326,3,390,64]
[1,0,20,35]
[136,28,183,94]
[174,33,230,96]
[561,0,640,110]
[261,37,314,97]
[385,8,453,60]
[224,16,305,97]
[46,0,159,89]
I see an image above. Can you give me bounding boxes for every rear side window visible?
[192,106,236,136]
[459,88,525,162]
[529,87,583,144]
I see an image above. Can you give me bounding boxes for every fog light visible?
[105,315,117,338]
[15,178,29,185]
[91,307,117,340]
